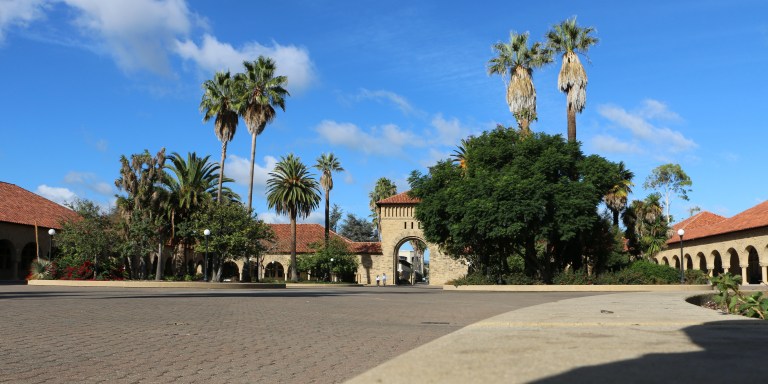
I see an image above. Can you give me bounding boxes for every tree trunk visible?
[247,132,257,211]
[290,215,298,282]
[567,104,577,142]
[613,209,620,227]
[155,239,163,281]
[324,188,330,247]
[217,141,228,203]
[520,119,531,136]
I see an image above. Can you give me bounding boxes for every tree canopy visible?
[409,126,622,281]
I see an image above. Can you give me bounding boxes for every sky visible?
[1,0,767,228]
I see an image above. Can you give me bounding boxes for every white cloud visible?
[0,0,48,42]
[225,154,278,192]
[64,0,195,75]
[64,171,113,195]
[591,135,642,154]
[597,101,696,153]
[355,89,417,115]
[36,184,77,205]
[175,33,315,92]
[430,114,473,146]
[638,99,682,122]
[315,120,423,155]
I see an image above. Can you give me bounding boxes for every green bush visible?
[448,272,541,286]
[553,270,593,285]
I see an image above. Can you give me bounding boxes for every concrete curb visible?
[285,283,364,288]
[27,280,285,289]
[443,284,713,292]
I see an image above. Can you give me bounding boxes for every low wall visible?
[28,280,285,289]
[443,284,713,292]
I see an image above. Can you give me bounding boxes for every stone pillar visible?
[760,264,768,284]
[741,267,749,285]
[707,269,713,277]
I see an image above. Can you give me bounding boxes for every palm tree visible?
[546,17,598,142]
[162,152,238,275]
[487,31,552,134]
[604,161,634,227]
[200,70,240,203]
[237,57,290,211]
[266,154,321,282]
[314,153,344,247]
[451,138,471,175]
[368,177,398,236]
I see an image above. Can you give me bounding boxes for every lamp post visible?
[48,228,56,261]
[203,229,210,282]
[330,258,334,282]
[677,228,685,284]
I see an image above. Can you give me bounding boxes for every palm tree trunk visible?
[155,239,162,281]
[613,210,620,227]
[324,188,330,247]
[217,141,228,203]
[247,132,257,211]
[520,119,531,136]
[567,105,577,142]
[290,215,298,282]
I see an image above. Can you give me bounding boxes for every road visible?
[0,285,598,383]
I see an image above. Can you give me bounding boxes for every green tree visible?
[266,154,321,282]
[314,153,344,247]
[56,199,120,280]
[409,126,619,282]
[546,17,599,142]
[114,148,168,279]
[643,163,692,224]
[604,161,634,227]
[487,31,552,134]
[200,70,240,203]
[192,201,273,282]
[623,193,668,259]
[329,203,343,232]
[298,237,359,282]
[339,213,376,242]
[236,57,289,211]
[162,152,237,276]
[368,177,397,235]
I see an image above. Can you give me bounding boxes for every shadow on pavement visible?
[533,319,768,383]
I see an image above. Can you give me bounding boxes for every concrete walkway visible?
[347,291,768,383]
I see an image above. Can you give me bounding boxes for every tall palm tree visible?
[546,17,598,142]
[314,153,344,247]
[487,31,552,134]
[266,154,321,282]
[604,161,634,227]
[237,57,290,211]
[451,138,471,175]
[368,177,397,236]
[200,70,240,203]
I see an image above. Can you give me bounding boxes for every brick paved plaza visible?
[0,285,595,383]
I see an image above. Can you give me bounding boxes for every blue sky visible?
[1,0,766,226]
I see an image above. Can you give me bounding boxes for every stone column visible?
[707,269,713,277]
[741,267,749,285]
[760,264,767,284]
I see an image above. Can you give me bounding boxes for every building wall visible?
[234,253,389,284]
[0,222,56,280]
[654,226,768,284]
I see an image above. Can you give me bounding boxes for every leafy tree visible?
[57,199,120,280]
[266,154,321,282]
[603,161,634,227]
[546,17,599,142]
[623,193,669,259]
[329,204,343,232]
[192,201,273,282]
[368,177,397,234]
[200,70,240,203]
[409,126,620,282]
[339,213,376,242]
[314,153,344,247]
[114,148,168,279]
[236,57,289,211]
[298,237,359,282]
[487,31,552,134]
[643,163,692,224]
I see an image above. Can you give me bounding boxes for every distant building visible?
[0,182,79,280]
[654,201,768,284]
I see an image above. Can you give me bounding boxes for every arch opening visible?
[746,246,761,284]
[392,237,429,285]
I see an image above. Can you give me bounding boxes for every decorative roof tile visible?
[265,223,381,254]
[377,191,420,205]
[0,182,79,229]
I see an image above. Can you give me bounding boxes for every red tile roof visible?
[667,202,768,244]
[377,191,420,205]
[0,182,79,229]
[265,223,381,254]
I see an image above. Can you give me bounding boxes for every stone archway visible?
[0,239,16,280]
[377,193,467,285]
[696,252,707,273]
[746,246,761,284]
[712,251,724,277]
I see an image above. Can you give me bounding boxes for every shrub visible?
[711,273,768,320]
[553,270,594,285]
[28,259,52,280]
[448,272,541,286]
